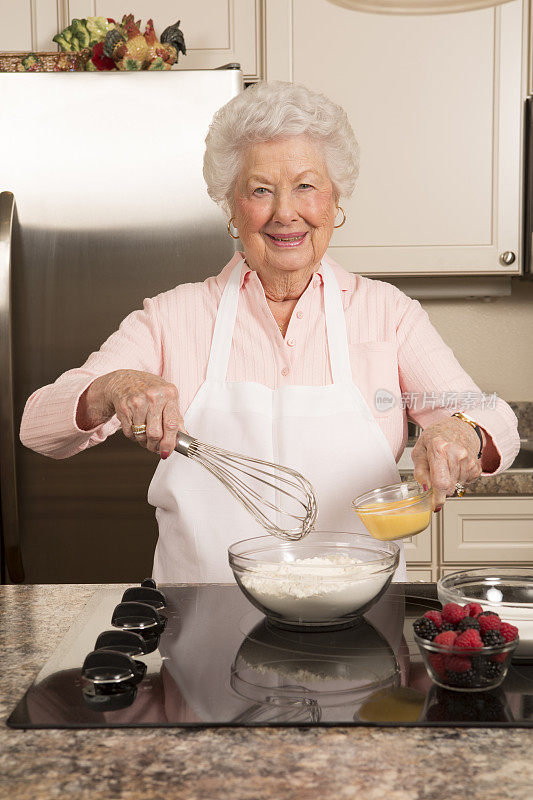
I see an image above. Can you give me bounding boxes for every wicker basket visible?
[0,50,90,72]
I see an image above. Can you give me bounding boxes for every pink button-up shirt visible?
[20,252,519,473]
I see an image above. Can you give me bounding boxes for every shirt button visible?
[287,338,296,347]
[281,367,289,376]
[296,310,303,319]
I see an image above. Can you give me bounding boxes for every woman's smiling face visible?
[232,135,337,278]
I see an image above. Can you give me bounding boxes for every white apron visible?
[148,259,406,583]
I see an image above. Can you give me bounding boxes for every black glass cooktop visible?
[7,583,533,728]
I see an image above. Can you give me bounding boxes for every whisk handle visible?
[175,432,195,457]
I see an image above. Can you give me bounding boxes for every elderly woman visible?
[20,81,519,583]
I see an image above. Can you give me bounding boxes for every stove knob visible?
[121,586,166,610]
[81,649,144,687]
[111,601,166,653]
[111,601,166,634]
[94,629,148,657]
[82,683,137,712]
[141,578,157,589]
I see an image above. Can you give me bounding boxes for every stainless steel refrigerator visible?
[0,67,241,583]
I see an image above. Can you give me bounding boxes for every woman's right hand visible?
[77,370,185,459]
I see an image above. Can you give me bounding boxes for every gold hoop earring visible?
[333,206,346,229]
[227,217,240,239]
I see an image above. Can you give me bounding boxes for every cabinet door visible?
[442,497,533,563]
[264,0,526,276]
[407,567,433,582]
[47,0,261,79]
[0,0,59,51]
[403,513,435,564]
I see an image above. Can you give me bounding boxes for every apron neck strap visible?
[205,258,352,384]
[321,261,353,384]
[205,259,244,382]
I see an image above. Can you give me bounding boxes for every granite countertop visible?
[2,585,533,800]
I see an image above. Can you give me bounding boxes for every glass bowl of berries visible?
[438,568,533,660]
[413,602,519,692]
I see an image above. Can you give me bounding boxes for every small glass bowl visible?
[438,568,533,661]
[415,633,518,692]
[228,532,399,630]
[353,480,432,541]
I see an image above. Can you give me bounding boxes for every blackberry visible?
[413,618,438,641]
[457,617,481,632]
[471,655,485,676]
[482,630,505,648]
[441,622,455,632]
[478,611,499,618]
[478,659,504,683]
[446,668,476,688]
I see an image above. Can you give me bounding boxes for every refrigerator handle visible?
[0,191,25,582]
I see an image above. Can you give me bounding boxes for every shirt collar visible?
[215,250,352,292]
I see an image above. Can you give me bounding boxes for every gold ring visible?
[453,482,466,498]
[132,424,147,436]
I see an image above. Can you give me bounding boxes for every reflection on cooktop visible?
[7,584,533,729]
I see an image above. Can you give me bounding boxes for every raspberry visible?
[441,603,466,625]
[434,631,457,647]
[423,610,443,629]
[445,654,471,673]
[455,629,483,650]
[478,613,502,634]
[428,653,446,675]
[413,618,439,641]
[499,622,519,643]
[464,602,483,617]
[492,651,508,664]
[457,617,481,633]
[481,630,505,648]
[441,602,467,625]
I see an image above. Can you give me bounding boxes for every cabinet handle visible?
[499,251,516,265]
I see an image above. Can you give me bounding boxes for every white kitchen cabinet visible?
[0,1,262,80]
[264,0,527,276]
[441,496,533,563]
[403,513,436,564]
[407,567,434,581]
[0,0,59,51]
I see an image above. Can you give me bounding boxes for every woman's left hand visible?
[411,417,482,510]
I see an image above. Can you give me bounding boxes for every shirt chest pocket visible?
[348,342,401,415]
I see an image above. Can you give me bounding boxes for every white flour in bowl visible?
[239,555,389,622]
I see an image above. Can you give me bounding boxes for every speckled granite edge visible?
[399,469,533,496]
[509,401,533,440]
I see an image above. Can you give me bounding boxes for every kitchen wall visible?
[420,279,533,400]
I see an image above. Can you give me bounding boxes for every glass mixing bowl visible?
[353,480,432,541]
[228,531,399,630]
[438,568,533,660]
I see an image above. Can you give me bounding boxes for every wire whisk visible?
[174,432,318,541]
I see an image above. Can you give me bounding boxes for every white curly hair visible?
[203,81,360,215]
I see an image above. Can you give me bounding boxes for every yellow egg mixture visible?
[356,497,431,541]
